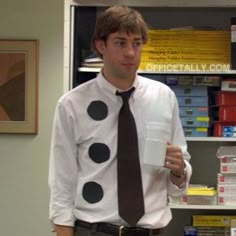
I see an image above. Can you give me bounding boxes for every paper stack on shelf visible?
[80,49,103,68]
[169,184,217,205]
[216,146,236,205]
[182,184,217,205]
[81,57,103,68]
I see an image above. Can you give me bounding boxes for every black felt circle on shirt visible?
[88,143,110,163]
[87,100,108,121]
[82,181,104,204]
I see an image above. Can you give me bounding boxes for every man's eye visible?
[133,41,142,48]
[115,41,126,47]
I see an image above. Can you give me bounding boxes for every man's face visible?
[96,31,143,81]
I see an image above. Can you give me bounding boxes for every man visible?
[49,5,192,236]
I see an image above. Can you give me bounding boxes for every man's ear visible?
[95,40,105,56]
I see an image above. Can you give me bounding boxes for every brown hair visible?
[92,5,148,56]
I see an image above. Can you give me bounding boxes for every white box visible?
[218,184,236,195]
[218,195,236,205]
[218,173,236,184]
[220,156,236,164]
[220,163,236,174]
[221,80,236,91]
[182,194,217,205]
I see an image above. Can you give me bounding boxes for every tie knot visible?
[116,87,135,102]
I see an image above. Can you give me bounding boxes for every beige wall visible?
[0,0,64,235]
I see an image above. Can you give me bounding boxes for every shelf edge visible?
[170,204,236,210]
[78,67,236,75]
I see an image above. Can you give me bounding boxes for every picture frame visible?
[0,40,39,134]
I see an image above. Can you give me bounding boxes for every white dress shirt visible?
[49,72,191,229]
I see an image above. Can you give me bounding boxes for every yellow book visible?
[192,215,236,227]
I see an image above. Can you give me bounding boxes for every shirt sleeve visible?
[167,92,192,197]
[48,101,78,226]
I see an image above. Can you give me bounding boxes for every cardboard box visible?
[223,126,236,132]
[214,122,236,137]
[183,127,208,137]
[177,96,208,107]
[219,107,236,122]
[223,132,236,137]
[181,116,210,127]
[193,75,221,86]
[217,91,236,106]
[179,107,208,117]
[170,85,208,96]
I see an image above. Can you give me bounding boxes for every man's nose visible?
[124,44,136,57]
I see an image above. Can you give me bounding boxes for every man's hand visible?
[55,225,74,236]
[164,143,185,176]
[164,143,186,186]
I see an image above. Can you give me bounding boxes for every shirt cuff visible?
[50,208,76,227]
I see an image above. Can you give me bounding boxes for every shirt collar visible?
[96,71,140,98]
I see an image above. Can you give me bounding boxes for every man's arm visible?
[55,225,74,236]
[49,102,78,229]
[166,92,192,192]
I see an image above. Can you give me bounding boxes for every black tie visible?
[116,87,145,226]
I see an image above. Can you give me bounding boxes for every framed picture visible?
[0,40,39,134]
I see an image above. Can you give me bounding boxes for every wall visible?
[0,0,64,235]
